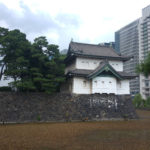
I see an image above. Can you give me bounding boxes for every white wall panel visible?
[117,80,130,95]
[76,58,101,70]
[92,77,117,94]
[72,77,91,94]
[109,60,123,71]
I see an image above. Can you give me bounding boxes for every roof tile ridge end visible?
[71,41,99,46]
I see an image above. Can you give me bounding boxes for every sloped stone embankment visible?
[0,92,138,123]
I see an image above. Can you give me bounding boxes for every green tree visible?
[133,94,144,108]
[0,27,65,93]
[0,27,31,82]
[137,52,150,76]
[0,27,9,80]
[30,36,65,93]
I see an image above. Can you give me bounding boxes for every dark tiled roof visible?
[70,42,119,57]
[67,69,135,79]
[67,69,93,77]
[117,72,137,79]
[66,42,130,61]
[67,61,136,79]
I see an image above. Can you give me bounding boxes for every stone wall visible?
[0,92,138,123]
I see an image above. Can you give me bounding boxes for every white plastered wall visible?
[72,77,130,95]
[72,77,91,94]
[76,58,123,72]
[76,57,101,70]
[109,60,123,71]
[117,80,130,95]
[92,77,117,94]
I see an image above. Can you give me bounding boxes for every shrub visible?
[37,115,41,121]
[133,94,150,108]
[144,97,150,108]
[123,114,129,121]
[132,94,144,108]
[0,86,12,92]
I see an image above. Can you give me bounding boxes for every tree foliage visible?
[0,27,65,93]
[136,52,150,76]
[133,94,150,108]
[132,94,144,108]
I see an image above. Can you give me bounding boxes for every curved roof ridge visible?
[70,41,108,48]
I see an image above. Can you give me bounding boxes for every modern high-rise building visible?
[115,19,140,97]
[139,5,150,98]
[115,5,150,98]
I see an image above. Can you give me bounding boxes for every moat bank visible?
[0,92,138,123]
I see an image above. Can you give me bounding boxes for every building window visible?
[118,81,121,88]
[86,61,89,66]
[83,80,86,87]
[102,81,104,84]
[94,62,97,64]
[94,81,97,86]
[145,81,149,87]
[109,81,112,84]
[146,89,149,92]
[145,76,149,79]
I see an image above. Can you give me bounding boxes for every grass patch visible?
[0,110,150,150]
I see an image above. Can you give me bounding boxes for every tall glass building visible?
[115,5,150,98]
[115,19,140,97]
[139,5,150,98]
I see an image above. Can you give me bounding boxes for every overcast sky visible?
[0,0,150,50]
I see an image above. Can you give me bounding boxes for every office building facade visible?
[115,19,140,97]
[115,5,150,99]
[139,5,150,98]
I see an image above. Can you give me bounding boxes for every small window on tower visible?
[109,81,112,84]
[94,81,97,86]
[83,80,86,87]
[118,81,121,88]
[102,81,104,84]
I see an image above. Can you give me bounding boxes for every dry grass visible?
[0,110,150,150]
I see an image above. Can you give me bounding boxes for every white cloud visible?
[0,20,9,28]
[0,0,150,49]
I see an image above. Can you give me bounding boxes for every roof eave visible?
[66,72,87,78]
[72,52,130,61]
[64,54,76,64]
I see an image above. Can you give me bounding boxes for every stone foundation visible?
[0,92,138,123]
